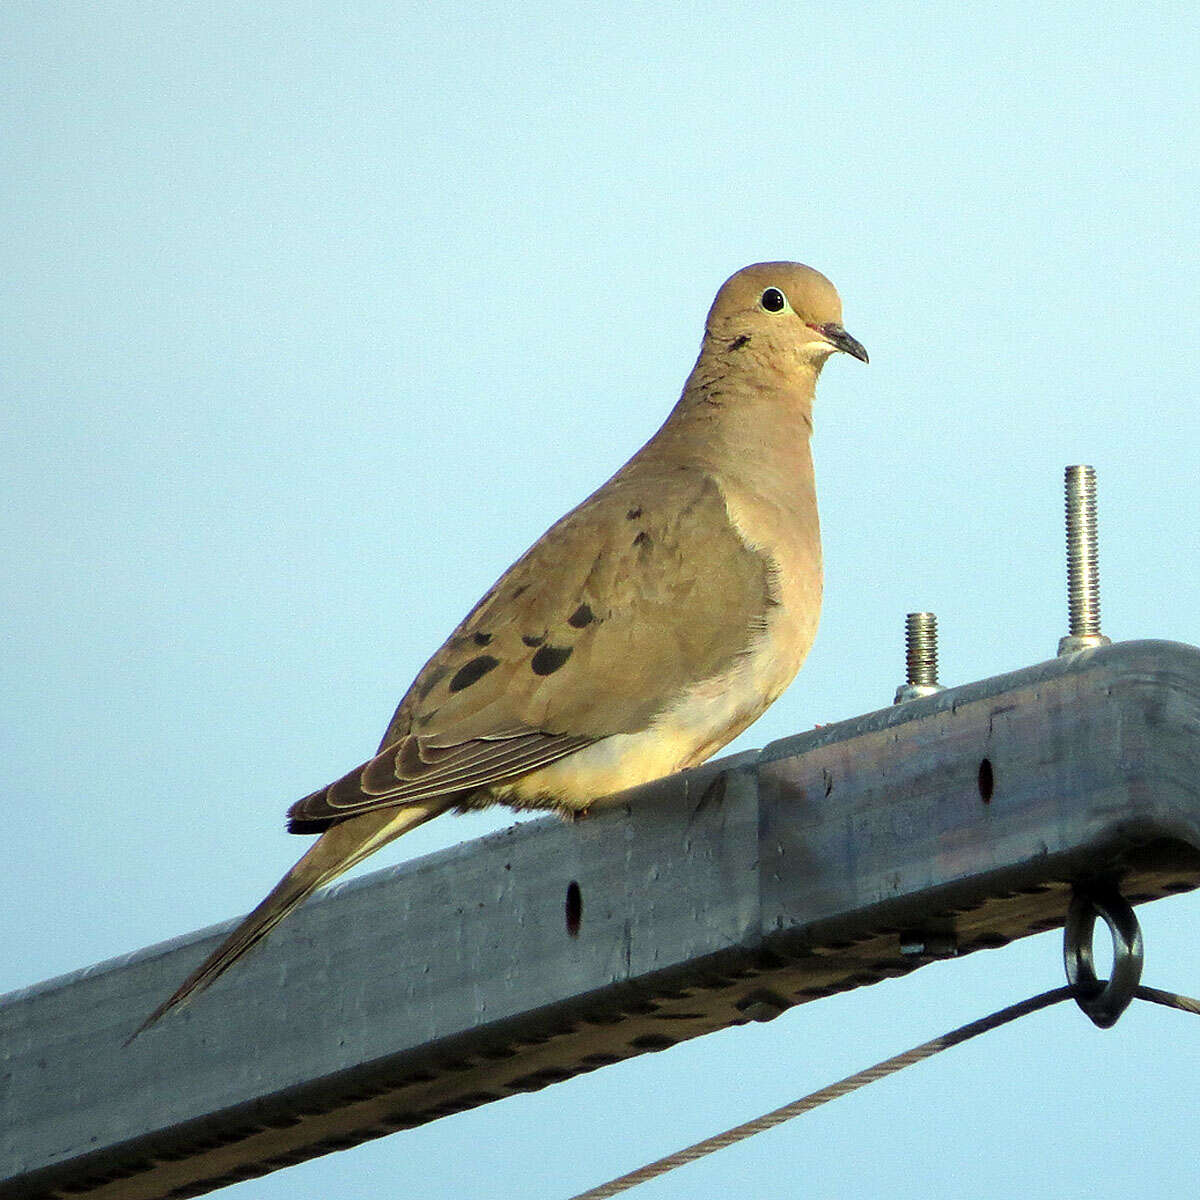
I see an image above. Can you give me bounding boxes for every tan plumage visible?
[134,262,866,1038]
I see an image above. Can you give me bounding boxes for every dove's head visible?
[705,262,868,371]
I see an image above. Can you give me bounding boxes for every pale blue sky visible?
[3,3,1199,1197]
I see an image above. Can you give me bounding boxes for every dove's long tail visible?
[129,800,452,1042]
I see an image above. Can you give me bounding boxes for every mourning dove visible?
[136,262,866,1036]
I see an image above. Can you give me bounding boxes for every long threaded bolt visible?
[1058,465,1112,655]
[895,612,944,703]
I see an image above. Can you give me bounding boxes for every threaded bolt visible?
[894,612,944,703]
[1058,465,1112,655]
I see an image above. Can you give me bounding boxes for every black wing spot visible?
[531,644,573,676]
[626,506,643,520]
[728,334,750,351]
[473,631,493,646]
[449,655,500,693]
[567,603,595,628]
[633,530,651,548]
[522,632,545,647]
[511,584,527,599]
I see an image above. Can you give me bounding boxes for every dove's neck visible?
[656,353,821,497]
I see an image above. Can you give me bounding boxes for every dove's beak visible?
[814,323,869,363]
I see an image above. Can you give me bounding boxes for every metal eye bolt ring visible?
[1063,886,1144,1029]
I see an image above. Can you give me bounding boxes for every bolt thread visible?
[1064,465,1101,638]
[905,612,939,688]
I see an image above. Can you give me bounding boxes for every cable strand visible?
[567,983,1200,1200]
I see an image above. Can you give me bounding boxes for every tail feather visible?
[128,800,451,1042]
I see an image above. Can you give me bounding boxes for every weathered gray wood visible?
[5,640,1200,1200]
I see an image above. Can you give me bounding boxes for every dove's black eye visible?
[760,287,786,313]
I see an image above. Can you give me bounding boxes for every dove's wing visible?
[287,466,776,828]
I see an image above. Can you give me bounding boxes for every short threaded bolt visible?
[1058,465,1112,655]
[895,612,944,703]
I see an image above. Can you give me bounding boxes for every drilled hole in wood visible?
[565,880,582,936]
[978,758,994,802]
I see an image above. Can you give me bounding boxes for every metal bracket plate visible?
[4,640,1200,1199]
